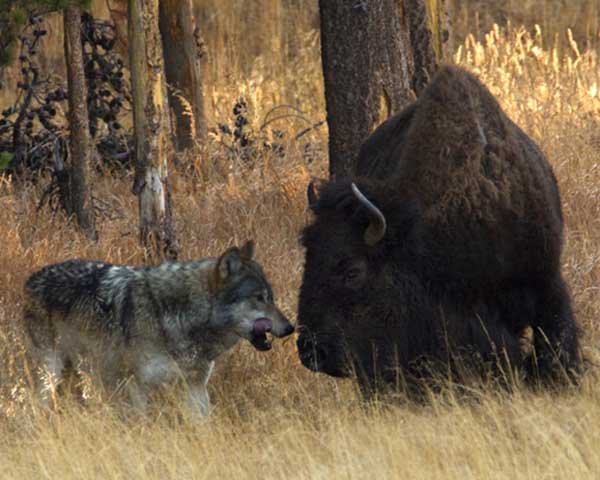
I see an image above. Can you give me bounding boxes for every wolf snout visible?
[262,320,294,337]
[248,314,294,352]
[283,324,295,336]
[272,317,295,337]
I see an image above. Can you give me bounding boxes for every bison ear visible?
[307,177,327,211]
[216,246,243,282]
[240,240,254,260]
[307,182,318,210]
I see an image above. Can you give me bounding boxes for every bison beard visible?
[297,65,581,396]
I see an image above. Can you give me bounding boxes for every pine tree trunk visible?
[159,0,207,151]
[128,0,179,260]
[430,0,454,61]
[318,0,414,177]
[407,0,453,94]
[319,0,453,176]
[63,4,97,241]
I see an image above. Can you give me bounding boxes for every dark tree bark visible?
[436,0,454,61]
[319,0,452,177]
[63,4,97,241]
[406,0,437,94]
[318,0,414,177]
[128,0,180,260]
[407,0,453,94]
[159,0,207,151]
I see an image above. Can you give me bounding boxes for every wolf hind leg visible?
[23,299,63,408]
[33,348,66,409]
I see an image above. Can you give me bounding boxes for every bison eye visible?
[344,265,366,289]
[346,269,360,281]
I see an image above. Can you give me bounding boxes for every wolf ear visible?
[217,247,243,282]
[240,240,254,260]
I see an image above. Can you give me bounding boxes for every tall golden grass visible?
[450,0,600,47]
[1,14,600,480]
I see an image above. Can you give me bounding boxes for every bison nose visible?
[297,335,330,372]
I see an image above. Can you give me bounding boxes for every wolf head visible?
[211,241,294,351]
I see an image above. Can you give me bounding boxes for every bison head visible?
[297,178,420,381]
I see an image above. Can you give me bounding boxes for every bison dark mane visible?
[297,65,581,396]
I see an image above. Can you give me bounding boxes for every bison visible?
[297,65,581,395]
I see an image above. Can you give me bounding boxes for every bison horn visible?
[307,181,318,210]
[351,183,387,246]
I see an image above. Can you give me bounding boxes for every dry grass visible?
[1,11,600,480]
[450,0,600,47]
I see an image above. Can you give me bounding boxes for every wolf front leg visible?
[124,379,150,414]
[186,360,215,416]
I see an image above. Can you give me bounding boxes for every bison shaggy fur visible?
[297,65,581,395]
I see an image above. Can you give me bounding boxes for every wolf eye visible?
[255,293,266,302]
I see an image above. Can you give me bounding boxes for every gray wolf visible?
[296,65,580,396]
[24,241,294,415]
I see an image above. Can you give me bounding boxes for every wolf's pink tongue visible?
[253,318,272,334]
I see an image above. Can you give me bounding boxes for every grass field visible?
[1,4,600,479]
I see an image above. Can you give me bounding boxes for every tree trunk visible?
[406,0,437,94]
[128,0,179,260]
[319,0,453,176]
[318,0,414,177]
[63,4,97,241]
[431,0,454,61]
[159,0,207,151]
[407,0,453,94]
